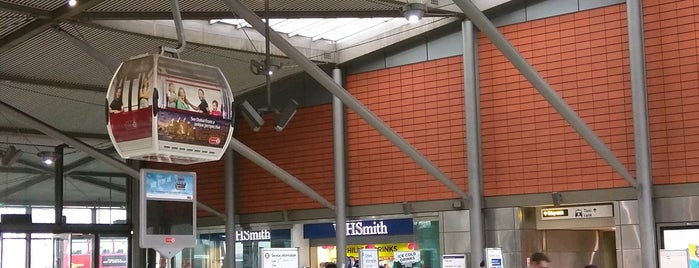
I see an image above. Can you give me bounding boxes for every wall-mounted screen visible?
[140,169,196,258]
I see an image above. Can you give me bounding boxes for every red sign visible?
[109,107,153,142]
[165,237,175,244]
[208,136,221,145]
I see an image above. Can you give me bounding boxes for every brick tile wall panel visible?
[478,4,636,196]
[346,58,468,206]
[236,105,335,213]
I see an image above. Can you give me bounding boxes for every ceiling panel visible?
[0,81,107,134]
[87,0,402,12]
[0,27,115,86]
[1,0,66,11]
[0,10,35,38]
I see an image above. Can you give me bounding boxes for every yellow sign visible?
[317,243,415,261]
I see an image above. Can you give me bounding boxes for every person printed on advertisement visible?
[193,88,209,114]
[167,83,177,108]
[210,100,222,116]
[176,88,193,110]
[138,73,152,108]
[109,87,124,113]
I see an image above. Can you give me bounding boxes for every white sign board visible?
[260,248,299,268]
[442,254,467,268]
[394,251,420,266]
[659,249,690,268]
[360,249,379,268]
[486,248,504,268]
[541,204,614,220]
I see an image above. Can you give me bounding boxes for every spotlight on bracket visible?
[240,100,264,132]
[274,99,299,132]
[37,151,57,166]
[250,59,281,76]
[1,146,23,167]
[402,3,426,23]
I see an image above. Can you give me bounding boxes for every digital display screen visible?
[146,200,193,235]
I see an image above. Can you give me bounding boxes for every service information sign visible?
[394,251,420,266]
[486,248,503,268]
[359,248,379,268]
[260,248,299,268]
[441,254,467,268]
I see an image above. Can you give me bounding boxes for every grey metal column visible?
[333,68,347,268]
[228,139,336,210]
[224,149,236,268]
[450,0,639,188]
[0,100,225,219]
[626,0,656,267]
[55,144,65,225]
[220,0,469,200]
[128,160,145,268]
[462,20,484,268]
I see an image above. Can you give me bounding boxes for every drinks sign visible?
[394,251,420,266]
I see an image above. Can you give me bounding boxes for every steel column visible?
[55,144,65,225]
[0,100,225,219]
[333,68,347,268]
[462,20,484,268]
[224,150,236,268]
[450,0,639,189]
[220,0,469,200]
[626,0,657,267]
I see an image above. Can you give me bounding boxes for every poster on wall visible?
[659,249,689,268]
[441,254,466,268]
[260,248,299,268]
[360,248,379,268]
[690,244,699,268]
[485,248,503,268]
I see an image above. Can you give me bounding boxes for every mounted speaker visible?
[274,99,298,132]
[240,100,264,132]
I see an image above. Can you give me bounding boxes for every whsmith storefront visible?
[190,228,291,268]
[304,218,439,268]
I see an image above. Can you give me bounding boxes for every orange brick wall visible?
[345,59,468,206]
[644,0,699,184]
[478,4,636,195]
[237,105,335,213]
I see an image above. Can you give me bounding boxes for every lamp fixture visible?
[250,59,281,76]
[1,146,23,167]
[68,0,77,7]
[402,3,426,23]
[37,151,57,166]
[274,99,299,132]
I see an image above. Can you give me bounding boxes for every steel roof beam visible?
[0,174,52,198]
[69,175,126,193]
[0,73,106,92]
[77,10,457,20]
[0,2,51,18]
[0,0,110,53]
[0,127,109,140]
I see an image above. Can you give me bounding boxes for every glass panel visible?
[96,208,127,224]
[30,235,53,268]
[70,235,93,268]
[99,236,128,268]
[63,208,92,224]
[414,220,440,268]
[2,234,26,268]
[30,207,55,224]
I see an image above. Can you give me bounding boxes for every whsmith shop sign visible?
[303,218,413,239]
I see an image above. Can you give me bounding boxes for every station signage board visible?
[541,204,613,220]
